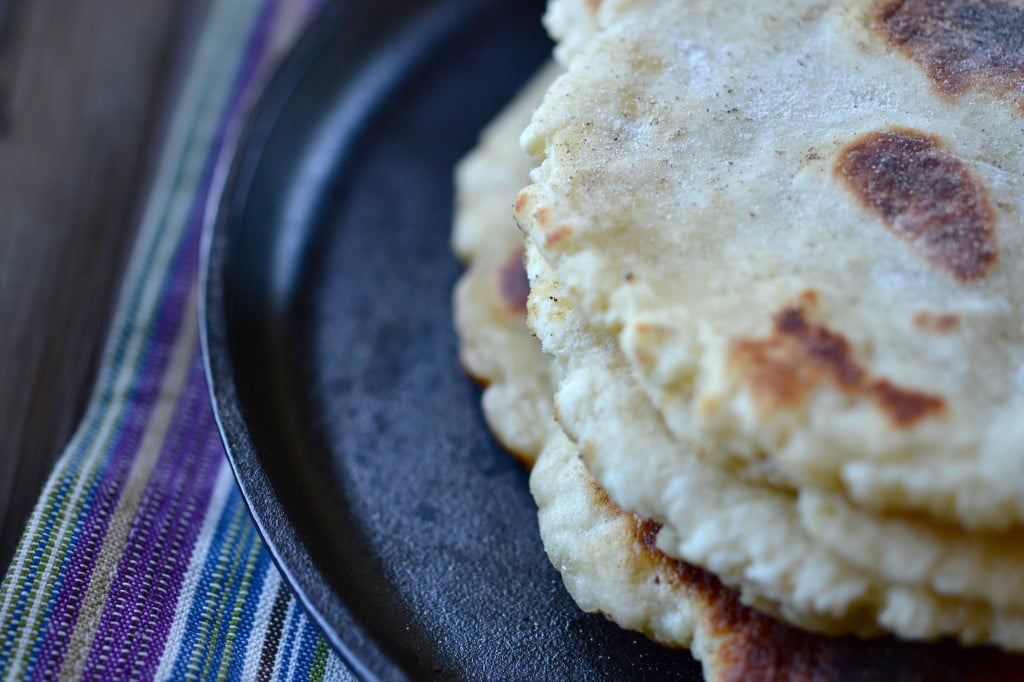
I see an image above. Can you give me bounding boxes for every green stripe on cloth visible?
[309,636,332,681]
[0,0,356,678]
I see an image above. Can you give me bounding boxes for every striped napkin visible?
[0,0,354,678]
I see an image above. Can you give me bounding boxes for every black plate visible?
[202,1,704,679]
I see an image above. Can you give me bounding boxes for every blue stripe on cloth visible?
[293,611,324,680]
[167,485,259,680]
[277,598,301,677]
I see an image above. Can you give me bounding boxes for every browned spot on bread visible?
[585,467,614,508]
[498,248,529,316]
[797,289,819,309]
[733,307,865,409]
[514,190,530,215]
[868,379,947,426]
[836,129,997,281]
[501,444,538,470]
[636,518,661,552]
[876,0,1024,109]
[534,207,551,228]
[733,305,946,428]
[544,225,573,248]
[635,519,726,598]
[914,310,961,332]
[628,515,1022,680]
[585,0,602,14]
[774,308,866,389]
[634,322,666,335]
[708,585,1022,682]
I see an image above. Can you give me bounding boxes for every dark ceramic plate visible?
[201,0,703,679]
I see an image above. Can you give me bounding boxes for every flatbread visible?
[451,34,1024,669]
[516,0,1024,530]
[530,429,701,649]
[797,492,1024,616]
[452,63,561,464]
[526,240,1024,648]
[542,0,600,66]
[532,426,1023,681]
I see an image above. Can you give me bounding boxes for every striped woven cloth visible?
[0,0,354,678]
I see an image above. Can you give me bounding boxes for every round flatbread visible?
[526,240,1024,649]
[452,63,561,464]
[516,0,1024,530]
[532,426,1024,681]
[542,0,601,66]
[451,43,1024,664]
[530,429,702,649]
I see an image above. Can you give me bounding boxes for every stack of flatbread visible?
[453,0,1024,677]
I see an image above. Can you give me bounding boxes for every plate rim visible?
[197,3,684,680]
[199,2,429,678]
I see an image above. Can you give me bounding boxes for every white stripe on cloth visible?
[241,564,284,680]
[152,459,236,680]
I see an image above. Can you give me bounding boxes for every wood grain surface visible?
[0,0,210,572]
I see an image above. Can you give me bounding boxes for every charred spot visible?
[501,445,537,471]
[836,129,997,281]
[585,471,615,508]
[709,583,1021,682]
[732,307,865,409]
[623,509,1022,678]
[914,310,961,332]
[633,517,725,596]
[544,225,573,248]
[636,518,663,554]
[774,308,865,389]
[534,207,551,227]
[732,304,945,428]
[868,380,946,426]
[876,0,1024,107]
[498,248,529,316]
[797,289,820,308]
[514,190,530,216]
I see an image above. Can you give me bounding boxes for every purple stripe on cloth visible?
[304,0,328,25]
[31,0,282,673]
[80,351,223,680]
[33,192,203,680]
[33,393,163,678]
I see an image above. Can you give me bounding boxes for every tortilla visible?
[532,425,1024,681]
[542,0,601,66]
[516,0,1024,530]
[452,63,561,464]
[526,240,1024,648]
[451,15,1024,661]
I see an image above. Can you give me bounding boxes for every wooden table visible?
[0,0,209,572]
